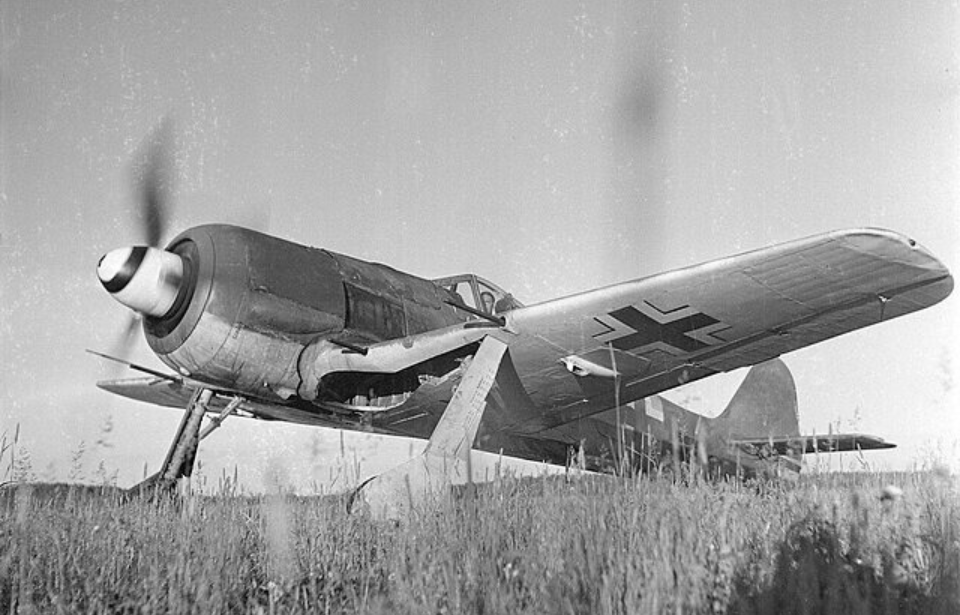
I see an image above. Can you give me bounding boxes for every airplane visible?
[92,143,952,517]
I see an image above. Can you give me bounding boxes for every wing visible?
[98,376,195,409]
[97,377,376,431]
[730,433,896,456]
[500,228,952,432]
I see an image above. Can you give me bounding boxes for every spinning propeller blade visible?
[135,117,175,248]
[102,119,179,362]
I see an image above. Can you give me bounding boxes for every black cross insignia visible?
[594,304,727,354]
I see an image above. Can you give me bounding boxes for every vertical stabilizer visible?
[712,358,799,439]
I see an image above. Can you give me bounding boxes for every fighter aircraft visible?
[92,137,952,514]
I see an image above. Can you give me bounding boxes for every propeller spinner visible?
[98,246,184,317]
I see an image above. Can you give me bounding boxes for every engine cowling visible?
[99,224,470,403]
[140,225,347,398]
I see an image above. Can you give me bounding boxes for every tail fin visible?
[712,358,799,439]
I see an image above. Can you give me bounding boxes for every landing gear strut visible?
[130,389,242,494]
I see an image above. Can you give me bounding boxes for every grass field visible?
[1,469,957,614]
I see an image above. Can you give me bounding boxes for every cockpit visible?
[432,274,523,316]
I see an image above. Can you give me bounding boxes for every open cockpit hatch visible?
[432,273,523,315]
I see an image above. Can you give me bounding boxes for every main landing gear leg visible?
[350,335,508,521]
[129,388,213,494]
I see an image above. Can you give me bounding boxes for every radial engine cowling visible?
[103,225,348,399]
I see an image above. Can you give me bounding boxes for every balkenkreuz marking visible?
[593,301,729,355]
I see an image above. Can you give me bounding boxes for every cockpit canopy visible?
[432,274,523,315]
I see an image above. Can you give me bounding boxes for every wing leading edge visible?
[97,377,372,431]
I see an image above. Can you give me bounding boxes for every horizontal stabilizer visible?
[731,433,895,456]
[800,433,896,453]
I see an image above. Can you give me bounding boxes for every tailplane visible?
[707,358,894,477]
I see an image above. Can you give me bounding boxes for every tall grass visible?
[1,471,957,614]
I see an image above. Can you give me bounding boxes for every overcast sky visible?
[2,1,957,491]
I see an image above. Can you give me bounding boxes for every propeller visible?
[135,117,175,249]
[107,311,142,364]
[97,119,180,371]
[95,117,272,374]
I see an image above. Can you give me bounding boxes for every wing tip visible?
[834,227,952,270]
[831,227,953,304]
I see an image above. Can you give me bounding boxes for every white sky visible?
[1,1,957,491]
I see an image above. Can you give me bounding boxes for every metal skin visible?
[98,225,952,480]
[140,224,472,403]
